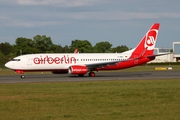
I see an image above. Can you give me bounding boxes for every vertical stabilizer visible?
[130,23,160,58]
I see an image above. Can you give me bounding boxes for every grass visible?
[0,79,180,120]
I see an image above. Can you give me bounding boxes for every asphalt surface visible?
[0,70,180,83]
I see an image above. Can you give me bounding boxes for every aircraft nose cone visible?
[5,62,11,69]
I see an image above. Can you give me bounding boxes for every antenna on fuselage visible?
[20,50,22,55]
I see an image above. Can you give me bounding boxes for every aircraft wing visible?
[85,53,172,69]
[85,59,129,69]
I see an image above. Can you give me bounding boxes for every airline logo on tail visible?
[130,23,159,59]
[145,29,158,50]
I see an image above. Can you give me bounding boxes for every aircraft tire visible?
[21,75,25,79]
[89,72,95,77]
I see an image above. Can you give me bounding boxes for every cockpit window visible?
[11,59,21,61]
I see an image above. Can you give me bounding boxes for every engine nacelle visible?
[69,66,88,75]
[52,70,68,74]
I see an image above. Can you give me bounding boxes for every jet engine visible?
[69,66,88,75]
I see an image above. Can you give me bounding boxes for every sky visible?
[1,0,180,49]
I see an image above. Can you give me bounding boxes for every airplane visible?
[5,23,165,78]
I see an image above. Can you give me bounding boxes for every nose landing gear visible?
[21,75,25,79]
[15,70,25,79]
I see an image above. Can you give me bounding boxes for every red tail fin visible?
[74,48,79,54]
[130,23,160,58]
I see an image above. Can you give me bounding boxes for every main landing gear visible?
[89,72,95,77]
[77,72,95,77]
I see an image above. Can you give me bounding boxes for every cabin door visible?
[27,57,32,65]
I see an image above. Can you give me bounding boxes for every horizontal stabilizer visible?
[147,52,172,58]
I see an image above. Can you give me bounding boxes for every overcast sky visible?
[1,0,180,49]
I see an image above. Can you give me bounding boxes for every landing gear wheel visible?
[89,72,95,77]
[21,75,25,79]
[78,74,84,77]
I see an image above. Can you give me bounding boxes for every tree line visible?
[0,35,129,68]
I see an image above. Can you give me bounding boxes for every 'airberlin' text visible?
[33,55,76,64]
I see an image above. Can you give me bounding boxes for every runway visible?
[0,70,180,84]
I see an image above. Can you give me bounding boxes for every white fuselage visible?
[5,50,133,71]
